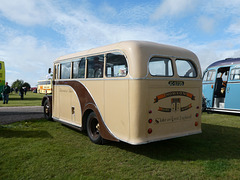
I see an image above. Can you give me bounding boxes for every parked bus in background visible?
[203,58,240,113]
[37,79,52,94]
[42,41,202,145]
[0,61,5,97]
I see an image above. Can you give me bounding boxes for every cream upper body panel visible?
[54,41,201,79]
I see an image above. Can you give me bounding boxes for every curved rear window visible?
[149,57,173,76]
[176,59,197,78]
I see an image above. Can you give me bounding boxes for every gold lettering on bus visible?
[154,91,195,113]
[154,91,195,103]
[155,114,192,123]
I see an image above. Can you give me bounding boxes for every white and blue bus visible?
[202,58,240,113]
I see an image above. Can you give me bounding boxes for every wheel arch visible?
[42,95,52,115]
[82,109,93,131]
[82,104,119,142]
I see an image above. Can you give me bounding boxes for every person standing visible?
[20,87,24,100]
[3,82,10,104]
[24,87,27,95]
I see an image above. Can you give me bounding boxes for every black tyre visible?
[87,112,103,144]
[43,100,52,120]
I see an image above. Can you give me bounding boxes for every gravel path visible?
[0,106,44,125]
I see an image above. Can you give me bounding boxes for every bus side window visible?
[230,68,240,80]
[87,55,104,78]
[203,70,216,81]
[73,58,85,78]
[60,62,71,79]
[176,59,197,78]
[149,57,173,76]
[106,52,128,77]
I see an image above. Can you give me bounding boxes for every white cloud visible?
[226,20,240,34]
[151,0,198,20]
[202,0,240,17]
[0,34,62,86]
[187,38,240,73]
[0,0,53,26]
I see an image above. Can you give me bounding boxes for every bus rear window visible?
[176,59,197,78]
[149,57,173,76]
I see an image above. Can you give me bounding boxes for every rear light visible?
[148,119,153,123]
[196,113,199,117]
[148,128,152,134]
[195,122,198,126]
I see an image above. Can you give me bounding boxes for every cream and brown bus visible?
[42,41,202,145]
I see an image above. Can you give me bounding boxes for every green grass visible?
[0,113,240,179]
[0,92,45,107]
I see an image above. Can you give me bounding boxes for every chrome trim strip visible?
[207,108,240,113]
[129,131,202,145]
[53,116,82,129]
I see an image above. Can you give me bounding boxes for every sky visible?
[1,0,240,86]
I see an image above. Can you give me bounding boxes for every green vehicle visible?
[0,61,5,98]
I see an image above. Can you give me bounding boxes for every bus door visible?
[224,66,240,110]
[212,67,230,109]
[202,69,216,108]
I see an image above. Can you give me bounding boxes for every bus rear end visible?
[147,58,201,143]
[129,56,202,145]
[147,79,201,143]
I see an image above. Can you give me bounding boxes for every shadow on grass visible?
[9,98,43,101]
[109,123,240,161]
[0,128,53,138]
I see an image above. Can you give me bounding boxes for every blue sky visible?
[1,0,240,86]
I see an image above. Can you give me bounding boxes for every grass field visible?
[0,112,240,179]
[0,92,45,107]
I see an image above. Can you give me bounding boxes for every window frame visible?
[72,58,86,79]
[149,57,174,77]
[60,62,71,79]
[175,59,198,78]
[86,54,104,79]
[105,52,129,78]
[203,69,216,82]
[230,68,240,81]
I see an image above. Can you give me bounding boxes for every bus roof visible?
[55,40,200,78]
[38,79,52,82]
[207,58,240,69]
[55,40,197,62]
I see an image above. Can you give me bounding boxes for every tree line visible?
[11,79,31,90]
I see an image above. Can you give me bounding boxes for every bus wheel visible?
[44,100,52,120]
[87,112,103,144]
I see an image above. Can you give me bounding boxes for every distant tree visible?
[22,82,31,90]
[11,79,24,90]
